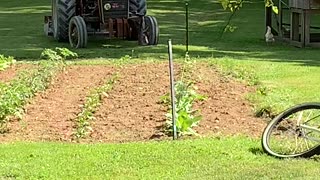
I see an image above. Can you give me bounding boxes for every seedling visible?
[0,54,15,71]
[0,48,69,132]
[73,74,118,139]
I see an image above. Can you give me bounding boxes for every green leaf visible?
[272,6,278,14]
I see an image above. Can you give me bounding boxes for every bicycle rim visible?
[262,103,320,158]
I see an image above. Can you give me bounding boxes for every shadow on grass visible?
[0,0,319,67]
[249,147,265,156]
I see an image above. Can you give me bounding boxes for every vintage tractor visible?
[44,0,159,48]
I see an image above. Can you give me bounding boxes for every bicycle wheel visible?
[262,102,320,158]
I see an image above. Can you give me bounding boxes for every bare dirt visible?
[0,64,36,83]
[0,62,266,143]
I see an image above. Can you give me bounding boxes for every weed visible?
[0,54,15,71]
[120,55,132,61]
[256,86,269,96]
[55,47,78,59]
[40,48,62,61]
[218,62,260,86]
[40,48,78,61]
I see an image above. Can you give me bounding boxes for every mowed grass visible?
[211,57,320,115]
[1,137,320,179]
[1,0,320,179]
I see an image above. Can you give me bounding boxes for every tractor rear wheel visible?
[69,16,88,48]
[52,0,75,42]
[129,0,147,16]
[140,16,159,45]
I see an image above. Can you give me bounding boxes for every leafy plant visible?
[40,47,78,61]
[120,55,131,61]
[73,74,118,139]
[165,81,206,136]
[162,57,206,137]
[0,62,63,132]
[0,50,66,132]
[55,47,78,59]
[0,54,15,71]
[265,0,278,14]
[218,0,244,35]
[40,48,62,61]
[219,0,243,12]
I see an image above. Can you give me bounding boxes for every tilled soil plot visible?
[0,65,115,142]
[89,63,173,142]
[88,62,266,142]
[0,62,266,142]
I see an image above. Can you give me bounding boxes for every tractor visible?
[44,0,159,48]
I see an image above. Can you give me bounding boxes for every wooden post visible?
[265,6,272,30]
[291,11,300,41]
[278,0,283,38]
[301,10,306,46]
[305,11,311,46]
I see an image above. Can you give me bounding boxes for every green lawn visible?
[1,0,320,179]
[1,137,320,179]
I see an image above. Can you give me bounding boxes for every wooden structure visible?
[266,0,320,47]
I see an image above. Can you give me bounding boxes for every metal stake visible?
[168,39,178,140]
[186,1,189,54]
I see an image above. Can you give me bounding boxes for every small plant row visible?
[0,54,15,71]
[161,59,206,137]
[73,73,118,139]
[0,48,77,132]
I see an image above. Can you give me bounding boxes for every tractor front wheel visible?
[68,16,88,48]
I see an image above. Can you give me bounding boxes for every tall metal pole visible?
[168,39,177,140]
[185,1,189,54]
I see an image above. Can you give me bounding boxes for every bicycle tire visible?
[262,102,320,158]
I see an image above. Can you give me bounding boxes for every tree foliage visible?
[218,0,278,34]
[219,0,243,12]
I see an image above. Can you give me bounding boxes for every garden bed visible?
[0,62,266,142]
[0,64,36,83]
